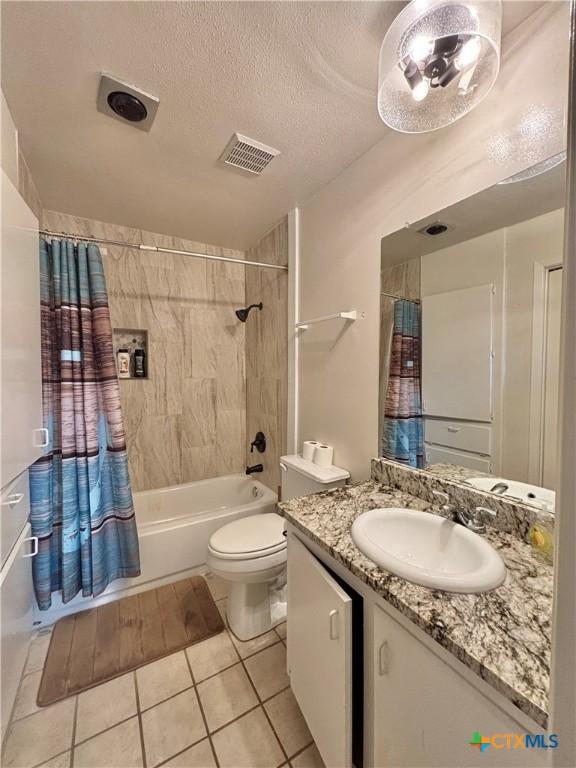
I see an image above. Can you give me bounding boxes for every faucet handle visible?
[475,506,497,520]
[432,490,451,510]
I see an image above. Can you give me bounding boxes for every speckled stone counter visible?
[278,480,553,728]
[425,462,490,483]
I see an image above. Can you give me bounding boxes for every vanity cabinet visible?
[373,604,548,768]
[287,534,353,768]
[287,530,551,768]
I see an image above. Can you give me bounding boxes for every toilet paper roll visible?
[302,441,319,461]
[313,444,334,467]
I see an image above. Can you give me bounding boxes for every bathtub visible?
[134,474,278,580]
[34,474,278,626]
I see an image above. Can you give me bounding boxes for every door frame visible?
[528,262,563,485]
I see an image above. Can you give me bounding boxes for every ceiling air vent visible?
[220,133,280,175]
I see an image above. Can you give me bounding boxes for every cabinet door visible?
[1,170,42,488]
[373,603,549,768]
[287,534,353,768]
[0,470,30,568]
[0,523,35,740]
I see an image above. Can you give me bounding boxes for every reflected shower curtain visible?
[29,239,140,610]
[382,299,424,468]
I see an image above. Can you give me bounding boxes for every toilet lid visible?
[209,513,286,557]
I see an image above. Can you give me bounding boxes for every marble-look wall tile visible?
[182,379,216,447]
[42,210,246,492]
[216,409,246,475]
[245,220,289,493]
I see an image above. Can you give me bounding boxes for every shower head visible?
[235,303,263,322]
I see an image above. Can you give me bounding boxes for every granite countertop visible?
[278,480,553,728]
[424,462,490,483]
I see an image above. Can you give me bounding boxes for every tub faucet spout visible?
[246,464,263,475]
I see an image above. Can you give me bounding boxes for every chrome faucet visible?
[431,490,496,533]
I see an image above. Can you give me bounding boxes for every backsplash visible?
[371,458,555,543]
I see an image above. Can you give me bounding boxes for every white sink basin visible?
[351,508,506,593]
[465,477,555,512]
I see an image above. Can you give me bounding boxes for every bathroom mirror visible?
[379,153,566,511]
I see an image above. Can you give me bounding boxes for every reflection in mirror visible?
[379,156,566,512]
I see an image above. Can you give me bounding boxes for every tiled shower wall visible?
[245,219,289,494]
[42,209,247,492]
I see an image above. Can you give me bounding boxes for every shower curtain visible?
[29,238,140,610]
[382,299,424,468]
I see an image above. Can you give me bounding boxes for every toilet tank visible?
[280,454,350,501]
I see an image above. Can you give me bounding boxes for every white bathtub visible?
[35,474,278,626]
[134,474,278,579]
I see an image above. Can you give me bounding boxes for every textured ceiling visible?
[2,1,543,249]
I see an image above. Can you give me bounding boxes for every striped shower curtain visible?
[29,239,140,610]
[382,299,424,468]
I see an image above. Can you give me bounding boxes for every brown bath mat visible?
[37,576,224,706]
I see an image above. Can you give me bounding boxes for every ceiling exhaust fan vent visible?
[220,133,280,175]
[417,221,450,237]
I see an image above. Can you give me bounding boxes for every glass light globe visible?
[378,0,502,133]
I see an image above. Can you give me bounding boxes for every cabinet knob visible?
[378,641,389,675]
[1,493,24,507]
[329,609,339,640]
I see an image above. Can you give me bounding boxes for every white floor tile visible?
[136,651,192,711]
[75,673,137,743]
[141,688,206,767]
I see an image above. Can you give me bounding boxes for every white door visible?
[373,603,549,768]
[1,170,43,488]
[287,534,353,768]
[0,523,35,741]
[422,285,493,422]
[542,267,562,490]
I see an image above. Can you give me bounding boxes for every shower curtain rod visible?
[381,291,421,304]
[39,229,289,272]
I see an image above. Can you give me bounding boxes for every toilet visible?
[207,456,349,641]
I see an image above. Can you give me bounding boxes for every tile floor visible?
[2,574,325,768]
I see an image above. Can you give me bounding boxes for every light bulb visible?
[411,78,430,102]
[409,36,434,62]
[455,36,481,70]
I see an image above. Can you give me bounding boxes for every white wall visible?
[504,208,565,483]
[298,2,569,481]
[2,89,43,218]
[1,91,19,185]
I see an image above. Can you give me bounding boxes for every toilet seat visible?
[208,513,286,561]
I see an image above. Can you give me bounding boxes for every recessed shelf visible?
[113,328,149,380]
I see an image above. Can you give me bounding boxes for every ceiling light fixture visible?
[378,0,502,133]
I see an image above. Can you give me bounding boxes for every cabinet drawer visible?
[425,419,491,455]
[425,444,492,474]
[1,471,30,568]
